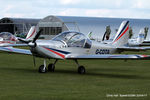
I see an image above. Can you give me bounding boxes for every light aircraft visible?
[127,28,150,46]
[0,26,36,46]
[0,21,150,74]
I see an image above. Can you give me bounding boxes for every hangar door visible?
[0,24,15,34]
[39,22,62,35]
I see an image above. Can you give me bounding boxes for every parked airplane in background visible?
[128,28,145,46]
[88,27,150,46]
[0,21,150,74]
[0,32,18,46]
[0,26,37,46]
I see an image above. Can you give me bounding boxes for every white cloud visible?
[2,5,14,13]
[3,13,25,18]
[0,0,150,19]
[60,0,81,5]
[132,0,150,9]
[58,8,80,16]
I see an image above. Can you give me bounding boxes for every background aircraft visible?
[0,32,18,46]
[128,28,145,46]
[89,27,150,47]
[0,21,150,74]
[0,26,37,47]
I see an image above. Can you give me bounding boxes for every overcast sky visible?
[0,0,150,19]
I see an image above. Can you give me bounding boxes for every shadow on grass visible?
[54,69,150,80]
[0,67,149,80]
[0,67,36,73]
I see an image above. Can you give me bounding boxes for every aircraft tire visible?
[39,65,47,73]
[48,64,55,72]
[78,66,86,74]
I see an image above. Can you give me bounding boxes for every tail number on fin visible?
[95,49,110,54]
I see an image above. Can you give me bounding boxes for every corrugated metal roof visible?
[0,17,41,34]
[0,17,40,24]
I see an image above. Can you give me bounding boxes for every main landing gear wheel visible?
[78,66,86,74]
[39,65,47,73]
[48,64,55,72]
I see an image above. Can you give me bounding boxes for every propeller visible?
[18,29,43,67]
[31,29,43,67]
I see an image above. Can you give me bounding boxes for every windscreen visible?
[53,31,91,48]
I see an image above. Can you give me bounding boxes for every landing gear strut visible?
[75,59,86,74]
[38,59,85,74]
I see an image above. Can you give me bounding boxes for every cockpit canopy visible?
[0,32,16,41]
[52,31,92,48]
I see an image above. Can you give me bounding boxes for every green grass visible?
[0,51,150,100]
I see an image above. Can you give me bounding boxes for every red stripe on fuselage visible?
[43,47,65,59]
[114,25,129,43]
[142,55,148,57]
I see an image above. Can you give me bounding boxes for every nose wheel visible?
[39,65,47,73]
[38,59,58,73]
[38,59,47,73]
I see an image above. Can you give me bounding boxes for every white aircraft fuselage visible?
[32,40,118,59]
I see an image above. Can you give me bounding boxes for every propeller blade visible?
[18,38,30,44]
[32,29,43,43]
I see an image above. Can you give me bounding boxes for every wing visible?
[117,46,150,51]
[0,44,28,47]
[66,54,150,60]
[0,47,32,55]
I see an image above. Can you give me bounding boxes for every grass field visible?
[0,51,150,100]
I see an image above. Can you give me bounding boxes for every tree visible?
[129,27,133,39]
[144,27,149,39]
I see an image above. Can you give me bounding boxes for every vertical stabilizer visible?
[137,29,145,44]
[26,26,37,40]
[112,21,129,47]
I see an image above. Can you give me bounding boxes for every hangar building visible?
[0,18,40,34]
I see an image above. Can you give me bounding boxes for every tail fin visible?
[112,21,129,47]
[26,26,37,40]
[87,32,92,39]
[137,28,145,44]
